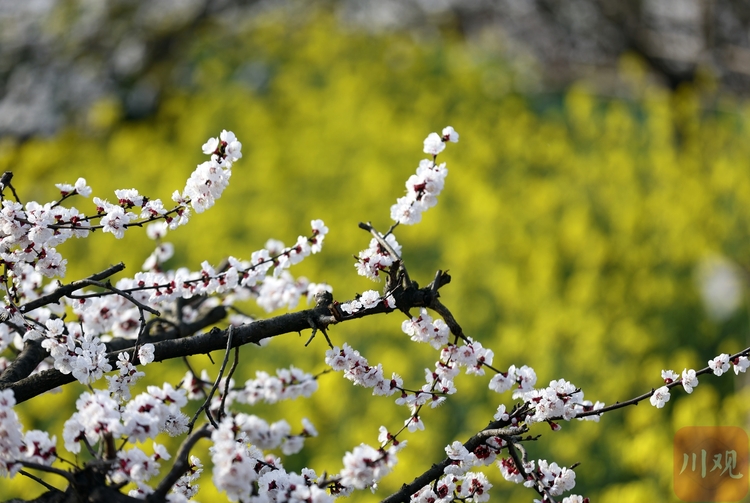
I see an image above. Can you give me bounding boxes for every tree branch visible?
[0,306,226,388]
[380,422,528,503]
[5,273,452,403]
[18,264,126,314]
[148,424,211,502]
[0,339,48,386]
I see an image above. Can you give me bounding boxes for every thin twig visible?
[568,344,750,420]
[18,263,126,314]
[0,171,21,203]
[18,460,76,485]
[218,345,240,421]
[18,469,65,493]
[189,326,234,431]
[67,279,160,316]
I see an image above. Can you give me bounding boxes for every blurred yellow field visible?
[3,10,750,503]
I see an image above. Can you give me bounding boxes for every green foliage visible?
[3,10,750,502]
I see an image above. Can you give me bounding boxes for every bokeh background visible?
[3,1,750,502]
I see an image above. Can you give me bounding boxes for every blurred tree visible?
[3,0,750,138]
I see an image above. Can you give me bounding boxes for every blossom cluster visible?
[338,289,395,315]
[411,441,499,502]
[325,342,440,430]
[34,376,200,501]
[390,126,457,226]
[402,308,450,349]
[325,333,497,442]
[489,365,604,426]
[709,353,750,376]
[137,219,329,314]
[0,131,241,297]
[340,442,398,490]
[177,130,243,214]
[113,444,172,488]
[1,132,254,380]
[335,293,750,477]
[0,389,56,477]
[1,195,90,282]
[531,459,577,496]
[0,376,193,497]
[63,382,189,453]
[210,416,331,502]
[234,366,320,405]
[411,471,493,503]
[440,339,495,377]
[106,350,147,402]
[519,379,603,427]
[23,318,111,385]
[332,290,510,454]
[500,457,579,498]
[234,414,318,456]
[390,159,448,225]
[325,343,401,398]
[171,456,203,501]
[355,233,402,281]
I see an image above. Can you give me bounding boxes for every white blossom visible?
[650,386,671,408]
[340,443,396,489]
[733,356,750,375]
[0,390,24,477]
[709,354,731,376]
[423,132,445,156]
[681,368,699,393]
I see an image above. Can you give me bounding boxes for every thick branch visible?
[0,306,226,388]
[0,340,48,386]
[0,264,128,385]
[4,305,335,403]
[6,461,144,503]
[5,273,450,403]
[105,305,228,353]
